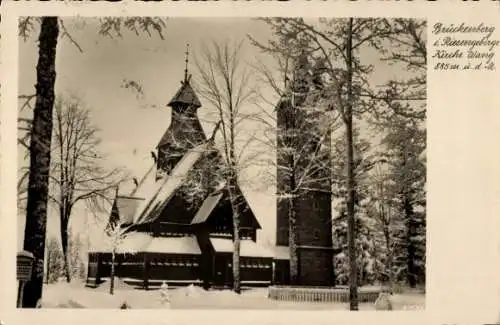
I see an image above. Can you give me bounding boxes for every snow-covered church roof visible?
[132,142,210,225]
[112,142,210,226]
[110,140,261,231]
[89,232,202,255]
[106,69,261,235]
[168,78,202,108]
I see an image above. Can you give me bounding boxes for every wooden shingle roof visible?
[133,143,209,225]
[168,80,202,108]
[156,114,206,149]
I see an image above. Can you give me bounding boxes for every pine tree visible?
[331,128,380,286]
[45,237,64,284]
[68,231,86,281]
[365,18,426,289]
[382,117,426,287]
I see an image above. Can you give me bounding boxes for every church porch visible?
[209,238,274,288]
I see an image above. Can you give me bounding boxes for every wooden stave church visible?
[86,71,274,289]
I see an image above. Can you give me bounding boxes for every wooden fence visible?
[268,286,381,303]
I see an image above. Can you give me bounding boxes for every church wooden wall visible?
[87,252,202,285]
[273,259,290,285]
[87,251,273,288]
[213,253,272,287]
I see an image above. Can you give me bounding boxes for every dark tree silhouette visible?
[22,17,59,308]
[19,16,167,308]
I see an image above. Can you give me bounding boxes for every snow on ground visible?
[41,279,425,310]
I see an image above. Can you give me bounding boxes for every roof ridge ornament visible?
[184,43,190,84]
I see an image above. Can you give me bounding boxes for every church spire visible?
[156,47,206,179]
[167,45,201,109]
[184,43,190,83]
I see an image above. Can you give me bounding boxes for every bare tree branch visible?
[59,19,84,53]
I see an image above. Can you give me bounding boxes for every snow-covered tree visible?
[45,237,65,284]
[381,117,426,287]
[331,128,380,286]
[18,17,167,307]
[252,19,426,299]
[252,17,398,309]
[50,95,125,283]
[367,18,426,288]
[104,204,135,296]
[68,231,87,281]
[193,40,260,294]
[251,32,341,285]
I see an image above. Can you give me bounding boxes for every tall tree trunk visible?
[110,250,116,295]
[228,177,241,294]
[227,99,241,294]
[403,196,417,288]
[288,196,299,285]
[61,224,71,283]
[60,211,71,283]
[231,208,241,294]
[345,18,359,311]
[383,225,394,292]
[22,17,59,308]
[379,184,394,291]
[288,95,299,286]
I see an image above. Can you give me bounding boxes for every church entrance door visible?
[213,254,232,287]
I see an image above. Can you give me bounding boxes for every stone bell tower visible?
[275,52,334,286]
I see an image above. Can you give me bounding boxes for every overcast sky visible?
[18,18,281,247]
[17,17,418,248]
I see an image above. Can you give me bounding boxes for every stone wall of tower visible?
[295,191,334,286]
[275,95,335,286]
[275,198,290,246]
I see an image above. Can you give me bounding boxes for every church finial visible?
[184,43,190,83]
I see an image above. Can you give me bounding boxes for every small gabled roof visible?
[130,164,156,198]
[231,186,262,230]
[115,196,144,225]
[168,80,202,108]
